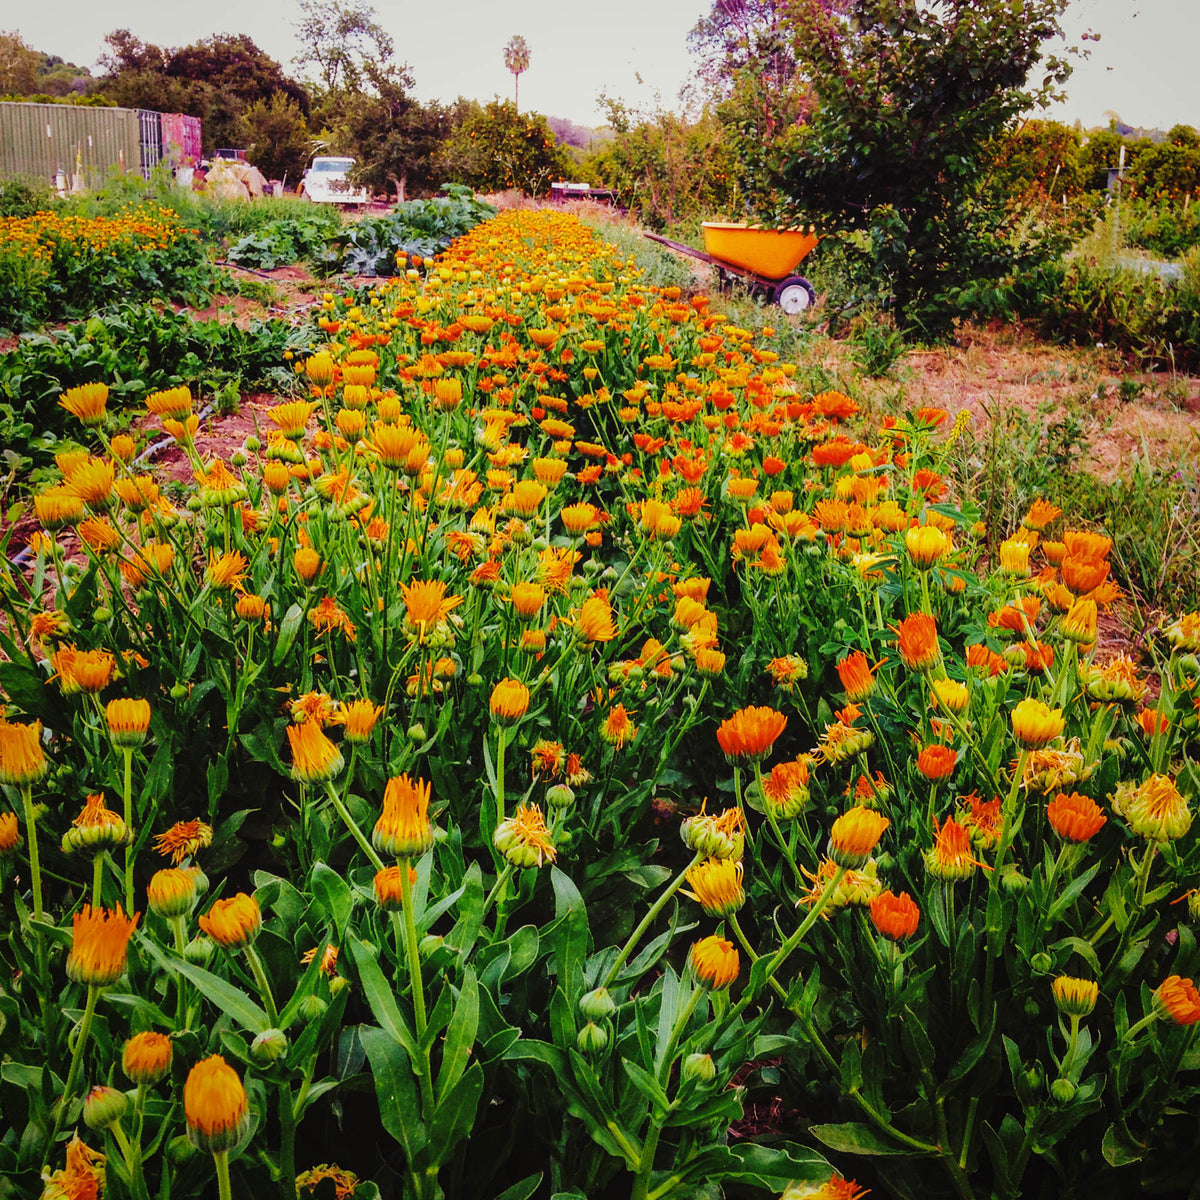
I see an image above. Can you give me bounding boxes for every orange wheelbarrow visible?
[643,222,819,314]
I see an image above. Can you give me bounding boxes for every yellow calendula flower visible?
[684,857,744,916]
[493,803,557,868]
[198,893,262,949]
[374,774,434,858]
[691,935,739,989]
[67,904,139,986]
[184,1055,250,1153]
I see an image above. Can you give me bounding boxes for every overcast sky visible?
[9,0,1200,130]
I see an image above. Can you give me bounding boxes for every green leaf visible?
[809,1121,914,1156]
[345,937,418,1057]
[273,603,304,666]
[359,1025,426,1158]
[490,1175,542,1200]
[138,936,269,1034]
[310,861,354,937]
[622,1058,671,1113]
[725,1141,833,1188]
[437,967,479,1104]
[550,866,588,999]
[428,1061,484,1165]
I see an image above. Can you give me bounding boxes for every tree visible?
[0,31,42,95]
[167,35,309,113]
[439,100,569,196]
[294,0,394,95]
[243,94,311,184]
[503,36,530,110]
[723,0,1076,331]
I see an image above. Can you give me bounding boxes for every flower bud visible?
[299,994,328,1023]
[576,1021,609,1054]
[1052,975,1099,1018]
[1050,1078,1076,1104]
[83,1085,128,1131]
[579,987,616,1022]
[682,1052,716,1085]
[546,783,576,810]
[251,1028,289,1065]
[184,936,216,966]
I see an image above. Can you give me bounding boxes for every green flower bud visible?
[576,1021,609,1055]
[83,1085,128,1131]
[407,723,427,744]
[1030,952,1053,974]
[579,987,616,1021]
[1050,1077,1076,1104]
[682,1052,716,1085]
[251,1028,289,1064]
[546,784,575,810]
[183,936,215,966]
[299,994,328,1023]
[168,1135,198,1166]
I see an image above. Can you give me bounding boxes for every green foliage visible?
[0,303,304,482]
[1120,199,1200,260]
[228,215,342,270]
[587,102,740,231]
[439,100,571,196]
[0,177,53,218]
[724,0,1074,333]
[243,94,313,184]
[323,184,496,275]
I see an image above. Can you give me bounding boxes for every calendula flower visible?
[287,719,344,783]
[184,1055,250,1153]
[146,385,194,419]
[67,904,139,986]
[684,857,745,916]
[998,537,1033,578]
[123,1031,173,1085]
[493,803,557,868]
[1111,774,1192,841]
[206,550,248,591]
[1060,598,1098,645]
[781,1173,868,1200]
[66,458,115,509]
[154,818,213,864]
[0,720,48,785]
[41,1135,106,1200]
[1023,741,1091,794]
[374,774,434,858]
[1052,976,1099,1017]
[401,579,463,639]
[301,944,340,976]
[296,1165,361,1200]
[762,758,811,818]
[34,486,84,529]
[1011,698,1065,750]
[199,893,261,949]
[294,546,323,584]
[509,581,546,619]
[62,793,129,855]
[1163,612,1200,653]
[147,866,200,919]
[0,811,21,855]
[924,817,979,882]
[837,651,876,702]
[929,677,969,715]
[828,807,890,869]
[373,864,418,911]
[716,705,787,762]
[893,612,940,671]
[236,593,269,621]
[681,806,745,860]
[916,744,957,781]
[576,595,616,642]
[601,703,636,748]
[1153,975,1200,1026]
[83,1084,128,1131]
[336,699,384,743]
[106,697,151,749]
[1047,792,1106,842]
[490,678,530,724]
[905,523,952,568]
[766,654,808,690]
[1022,499,1062,532]
[1082,655,1146,706]
[506,479,548,516]
[869,890,920,940]
[691,935,739,989]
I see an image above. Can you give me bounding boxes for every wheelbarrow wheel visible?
[774,275,816,315]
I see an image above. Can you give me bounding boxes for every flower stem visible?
[46,984,100,1163]
[396,869,436,1116]
[602,852,702,990]
[244,944,279,1027]
[121,748,135,913]
[20,784,44,923]
[323,781,385,871]
[213,1150,233,1200]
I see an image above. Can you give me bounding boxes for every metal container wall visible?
[0,102,142,187]
[138,109,163,177]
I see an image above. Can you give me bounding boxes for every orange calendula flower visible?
[828,807,890,869]
[287,719,345,783]
[1154,975,1200,1026]
[681,806,745,860]
[869,890,920,940]
[490,678,530,724]
[761,759,811,818]
[0,720,49,785]
[106,697,151,749]
[957,793,1002,848]
[684,857,745,916]
[509,581,546,619]
[184,1055,250,1153]
[1047,792,1106,842]
[296,1165,362,1200]
[766,654,808,691]
[294,546,323,583]
[301,944,340,976]
[154,818,213,864]
[42,1134,106,1200]
[601,703,637,748]
[924,816,983,881]
[1011,698,1065,750]
[206,550,248,592]
[493,802,557,868]
[576,595,616,642]
[401,579,463,638]
[905,523,952,569]
[374,773,434,858]
[0,811,21,855]
[147,867,200,919]
[67,904,139,986]
[374,863,418,911]
[59,381,110,428]
[916,744,957,781]
[199,893,262,949]
[893,612,940,672]
[309,596,357,642]
[691,935,739,989]
[336,699,384,743]
[1022,499,1062,532]
[837,651,875,702]
[716,705,787,762]
[123,1031,173,1085]
[62,793,129,855]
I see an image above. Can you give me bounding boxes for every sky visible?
[9,0,1200,131]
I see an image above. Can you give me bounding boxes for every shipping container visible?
[0,101,203,188]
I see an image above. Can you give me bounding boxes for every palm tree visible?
[503,35,530,110]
